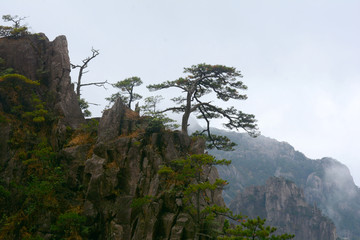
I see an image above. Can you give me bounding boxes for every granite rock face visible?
[230,177,337,240]
[64,101,225,239]
[0,33,84,129]
[0,34,85,185]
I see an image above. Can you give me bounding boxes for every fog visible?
[3,0,360,185]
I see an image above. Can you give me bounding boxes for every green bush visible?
[218,216,295,240]
[0,113,8,123]
[145,117,165,134]
[0,185,10,200]
[78,98,91,117]
[131,195,154,210]
[0,73,39,85]
[51,211,89,238]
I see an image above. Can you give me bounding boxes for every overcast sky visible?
[3,0,360,185]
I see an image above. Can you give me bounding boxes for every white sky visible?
[3,0,360,185]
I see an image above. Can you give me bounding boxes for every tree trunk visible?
[181,91,192,134]
[128,87,133,109]
[181,111,190,134]
[76,67,83,97]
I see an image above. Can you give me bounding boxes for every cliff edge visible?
[0,34,224,239]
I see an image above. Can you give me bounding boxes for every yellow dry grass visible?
[106,161,118,169]
[87,145,94,159]
[125,108,139,119]
[66,132,92,147]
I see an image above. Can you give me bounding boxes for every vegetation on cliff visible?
[0,15,29,38]
[0,17,295,239]
[0,58,91,239]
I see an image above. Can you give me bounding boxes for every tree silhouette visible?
[147,63,259,150]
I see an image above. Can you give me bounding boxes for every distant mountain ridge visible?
[208,129,360,240]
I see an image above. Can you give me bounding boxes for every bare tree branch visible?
[80,80,109,89]
[71,47,100,97]
[87,102,100,106]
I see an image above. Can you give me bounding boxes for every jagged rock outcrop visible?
[0,34,83,184]
[0,33,84,129]
[230,177,336,240]
[97,98,144,143]
[61,99,225,239]
[0,34,85,187]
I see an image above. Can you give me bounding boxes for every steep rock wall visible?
[0,33,84,129]
[229,177,337,240]
[62,99,225,239]
[0,34,85,189]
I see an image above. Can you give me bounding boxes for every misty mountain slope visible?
[208,128,360,240]
[229,177,336,240]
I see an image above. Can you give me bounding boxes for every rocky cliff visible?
[229,177,336,240]
[71,99,224,239]
[0,33,85,129]
[0,34,224,239]
[0,33,85,187]
[209,129,360,240]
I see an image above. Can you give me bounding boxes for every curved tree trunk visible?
[181,91,192,134]
[181,111,190,134]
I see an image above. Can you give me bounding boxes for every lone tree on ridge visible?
[106,76,143,109]
[147,63,259,150]
[71,48,109,117]
[0,15,29,38]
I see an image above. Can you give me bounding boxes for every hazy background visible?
[2,0,360,185]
